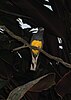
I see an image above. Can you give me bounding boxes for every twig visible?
[0,25,71,69]
[39,48,71,69]
[0,25,31,47]
[13,45,71,69]
[12,45,29,52]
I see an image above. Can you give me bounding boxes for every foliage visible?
[0,0,71,100]
[7,73,55,100]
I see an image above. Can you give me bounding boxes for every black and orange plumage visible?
[30,27,44,71]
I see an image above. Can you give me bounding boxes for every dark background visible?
[0,0,71,99]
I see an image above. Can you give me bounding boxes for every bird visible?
[30,27,44,71]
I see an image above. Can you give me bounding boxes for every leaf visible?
[7,73,55,100]
[55,71,71,98]
[0,78,8,89]
[29,73,55,92]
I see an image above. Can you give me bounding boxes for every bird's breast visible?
[31,40,43,55]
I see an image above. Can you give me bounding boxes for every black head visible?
[38,27,44,33]
[31,27,44,41]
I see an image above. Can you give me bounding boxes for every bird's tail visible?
[30,54,39,71]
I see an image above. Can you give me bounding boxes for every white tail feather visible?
[30,55,39,71]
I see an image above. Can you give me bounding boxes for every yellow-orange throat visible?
[31,40,42,55]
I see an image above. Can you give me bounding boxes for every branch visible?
[0,25,31,47]
[12,45,29,52]
[0,25,71,69]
